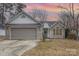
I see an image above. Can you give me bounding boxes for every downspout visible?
[9,26,11,40]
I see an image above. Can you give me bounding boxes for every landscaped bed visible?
[22,39,79,56]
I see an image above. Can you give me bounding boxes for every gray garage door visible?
[11,28,36,40]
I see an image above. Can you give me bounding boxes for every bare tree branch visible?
[58,3,79,40]
[31,9,48,21]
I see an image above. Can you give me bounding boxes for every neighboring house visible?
[0,29,5,39]
[4,11,65,40]
[5,11,43,40]
[0,24,5,39]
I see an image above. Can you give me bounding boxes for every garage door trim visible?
[11,28,37,40]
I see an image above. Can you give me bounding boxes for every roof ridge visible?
[22,11,41,24]
[6,10,41,25]
[51,21,65,28]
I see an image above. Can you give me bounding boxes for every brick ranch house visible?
[4,11,66,40]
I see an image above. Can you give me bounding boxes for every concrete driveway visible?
[0,40,38,56]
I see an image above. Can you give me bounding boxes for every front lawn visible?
[22,39,79,56]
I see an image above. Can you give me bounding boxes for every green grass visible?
[22,39,79,56]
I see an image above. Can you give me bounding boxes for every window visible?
[56,27,59,35]
[53,27,62,35]
[60,29,62,35]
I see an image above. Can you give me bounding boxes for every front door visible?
[43,28,48,39]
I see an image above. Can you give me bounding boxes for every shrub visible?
[67,32,76,40]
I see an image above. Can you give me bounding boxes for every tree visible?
[0,3,26,25]
[31,9,48,42]
[59,11,71,29]
[31,9,48,22]
[58,3,79,40]
[13,3,26,14]
[75,13,79,40]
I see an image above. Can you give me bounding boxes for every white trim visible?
[9,27,11,40]
[51,22,64,29]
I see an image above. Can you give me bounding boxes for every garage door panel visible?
[11,28,36,40]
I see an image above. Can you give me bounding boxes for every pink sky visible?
[24,3,79,21]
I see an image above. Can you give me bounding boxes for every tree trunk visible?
[42,28,46,42]
[42,32,45,42]
[76,30,79,40]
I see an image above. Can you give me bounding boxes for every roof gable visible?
[7,11,40,24]
[51,22,65,29]
[43,23,50,28]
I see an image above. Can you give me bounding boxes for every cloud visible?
[25,3,79,21]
